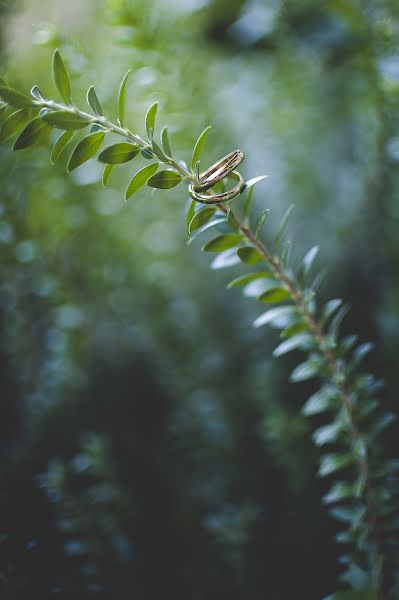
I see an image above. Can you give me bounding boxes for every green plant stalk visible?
[35,99,193,180]
[218,202,386,599]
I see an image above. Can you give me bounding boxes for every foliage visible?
[1,1,399,599]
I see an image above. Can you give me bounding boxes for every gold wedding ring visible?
[195,150,245,192]
[189,170,245,204]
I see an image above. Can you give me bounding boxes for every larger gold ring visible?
[195,150,245,192]
[189,170,245,204]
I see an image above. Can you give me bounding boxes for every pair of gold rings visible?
[188,149,245,204]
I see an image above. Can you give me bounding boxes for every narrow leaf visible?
[53,49,71,104]
[161,126,172,156]
[0,108,31,143]
[102,163,114,188]
[274,204,295,249]
[228,271,272,289]
[312,421,341,446]
[253,306,296,329]
[118,70,131,127]
[145,102,158,140]
[0,85,34,108]
[237,246,263,265]
[147,169,182,189]
[202,234,243,253]
[30,85,48,102]
[13,117,52,150]
[322,299,344,322]
[211,248,241,270]
[50,130,76,164]
[87,86,103,116]
[290,359,320,382]
[67,131,105,172]
[186,199,196,234]
[188,206,217,234]
[255,208,270,239]
[125,162,160,200]
[187,217,226,245]
[244,175,268,190]
[302,245,319,277]
[259,287,291,303]
[322,481,355,504]
[191,125,211,171]
[141,148,154,159]
[42,110,88,130]
[302,387,336,416]
[151,139,169,162]
[318,453,353,477]
[98,142,140,164]
[273,333,312,357]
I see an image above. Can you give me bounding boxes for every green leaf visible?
[161,126,172,157]
[322,481,355,504]
[299,245,319,281]
[67,131,105,172]
[243,186,254,222]
[125,162,160,200]
[274,203,295,249]
[244,175,268,190]
[211,248,241,269]
[118,70,131,127]
[0,104,7,119]
[191,125,211,171]
[102,163,114,188]
[42,110,88,130]
[98,142,140,164]
[318,453,353,477]
[290,358,321,382]
[30,85,48,102]
[53,49,71,105]
[322,299,344,323]
[145,102,158,140]
[141,148,154,159]
[151,140,169,162]
[312,421,341,446]
[0,107,31,143]
[188,206,217,234]
[253,306,296,328]
[228,272,272,289]
[13,117,52,150]
[255,208,270,239]
[50,130,76,164]
[273,333,312,357]
[0,85,34,108]
[237,246,263,265]
[147,169,182,189]
[187,217,226,245]
[186,199,196,234]
[202,233,243,253]
[302,387,336,416]
[86,86,103,116]
[281,321,308,338]
[258,287,291,303]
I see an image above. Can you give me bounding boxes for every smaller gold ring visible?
[195,150,245,192]
[189,170,245,204]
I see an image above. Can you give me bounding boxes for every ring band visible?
[189,170,245,204]
[195,149,245,192]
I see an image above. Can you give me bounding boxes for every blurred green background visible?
[1,0,399,598]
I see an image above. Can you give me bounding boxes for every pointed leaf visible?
[228,271,272,289]
[322,481,355,504]
[118,70,131,127]
[50,130,76,164]
[244,175,268,191]
[243,186,254,221]
[274,204,295,248]
[187,217,226,244]
[161,126,172,157]
[318,453,353,477]
[98,142,140,164]
[102,163,114,188]
[273,333,312,357]
[301,245,319,279]
[253,306,296,328]
[125,162,160,200]
[322,299,344,322]
[141,148,154,159]
[302,387,336,416]
[67,131,105,172]
[0,85,34,108]
[147,169,182,189]
[202,233,243,252]
[191,125,211,171]
[237,246,263,265]
[42,110,88,130]
[255,208,270,239]
[259,287,291,303]
[0,108,31,143]
[145,102,158,140]
[86,86,103,116]
[211,248,241,269]
[188,206,217,234]
[30,85,48,102]
[53,49,71,105]
[290,358,321,382]
[186,199,196,234]
[151,139,168,162]
[13,117,52,150]
[312,421,341,446]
